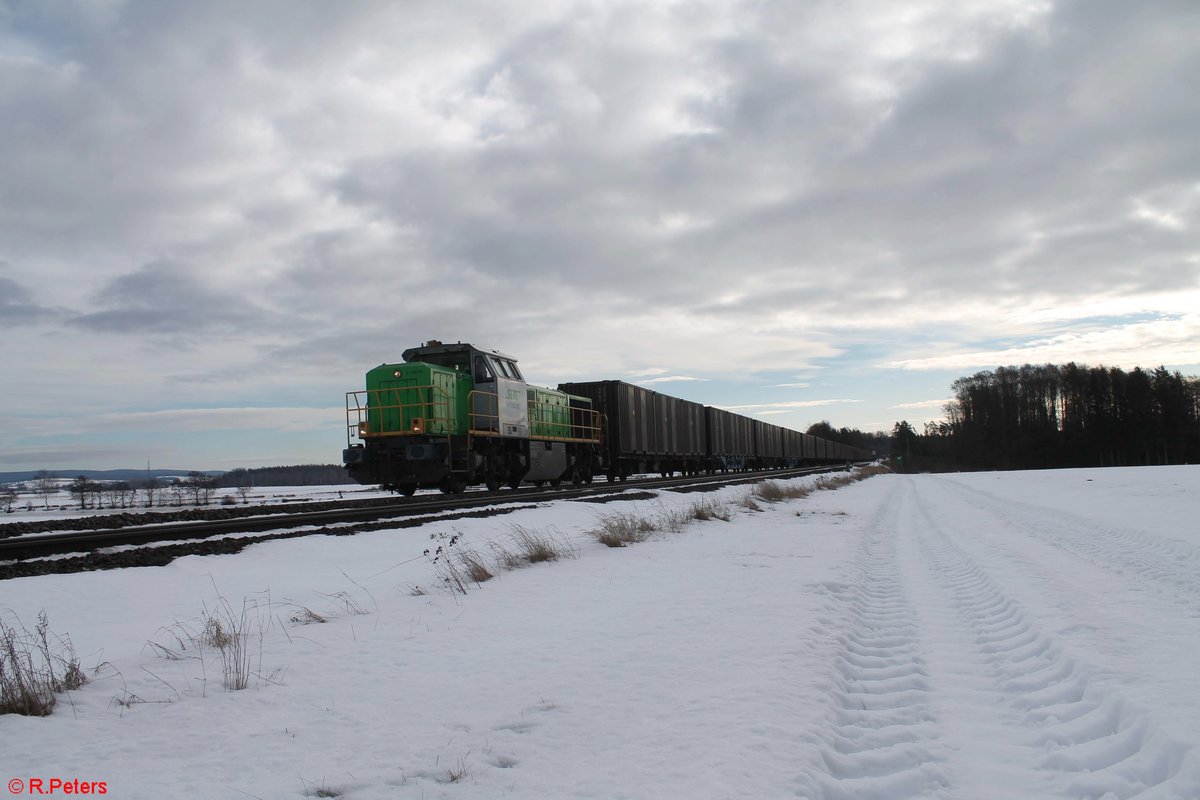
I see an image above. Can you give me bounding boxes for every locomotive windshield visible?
[410,351,469,371]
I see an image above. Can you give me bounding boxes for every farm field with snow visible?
[3,466,1199,799]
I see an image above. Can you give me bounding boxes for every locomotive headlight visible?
[410,418,425,433]
[358,422,370,437]
[393,370,401,377]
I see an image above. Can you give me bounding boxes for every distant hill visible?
[0,468,221,485]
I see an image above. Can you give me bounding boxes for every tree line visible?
[806,421,889,457]
[216,464,353,488]
[894,363,1200,471]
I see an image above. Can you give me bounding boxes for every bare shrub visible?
[0,611,86,717]
[424,531,474,594]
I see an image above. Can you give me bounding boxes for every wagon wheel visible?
[439,476,466,495]
[398,484,417,497]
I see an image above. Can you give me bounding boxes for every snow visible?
[2,466,1199,799]
[0,484,395,526]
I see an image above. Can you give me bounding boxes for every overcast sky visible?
[2,0,1197,472]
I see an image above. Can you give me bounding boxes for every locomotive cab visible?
[400,341,530,439]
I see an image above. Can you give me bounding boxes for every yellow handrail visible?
[345,385,454,444]
[346,385,602,445]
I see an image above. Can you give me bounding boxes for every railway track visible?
[1,466,857,578]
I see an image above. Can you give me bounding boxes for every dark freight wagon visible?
[558,380,707,479]
[781,427,806,466]
[705,406,754,471]
[751,419,786,466]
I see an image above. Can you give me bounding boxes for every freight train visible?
[342,340,870,495]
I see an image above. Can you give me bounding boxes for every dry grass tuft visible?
[751,464,891,505]
[510,525,574,564]
[301,778,342,798]
[589,497,731,547]
[458,550,495,584]
[288,606,327,625]
[490,541,525,571]
[198,600,255,691]
[753,480,812,503]
[0,612,86,717]
[152,591,275,693]
[590,512,657,548]
[737,495,763,512]
[440,760,470,784]
[688,498,732,522]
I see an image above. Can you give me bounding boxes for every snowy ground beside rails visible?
[2,466,1199,799]
[1,484,396,525]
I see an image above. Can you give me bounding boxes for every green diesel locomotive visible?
[342,341,601,495]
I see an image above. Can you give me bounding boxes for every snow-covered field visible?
[1,484,395,525]
[2,466,1198,799]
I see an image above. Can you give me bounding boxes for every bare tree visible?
[0,484,16,513]
[109,481,134,508]
[68,475,93,510]
[33,470,57,510]
[140,477,160,508]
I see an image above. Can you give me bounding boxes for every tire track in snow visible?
[932,477,1200,606]
[797,481,949,799]
[904,478,1200,799]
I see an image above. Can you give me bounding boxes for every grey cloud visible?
[70,261,276,335]
[0,275,59,325]
[3,0,1197,371]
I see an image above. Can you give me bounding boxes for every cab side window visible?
[473,356,494,383]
